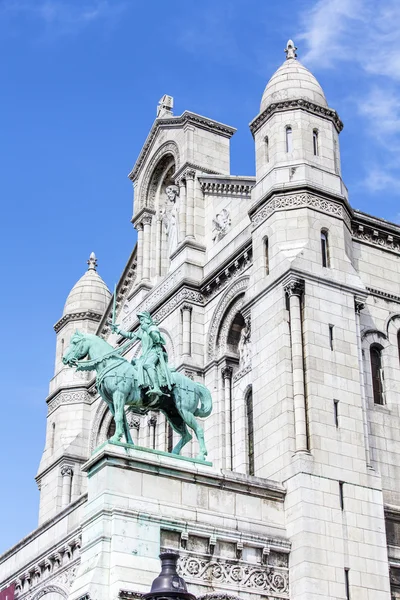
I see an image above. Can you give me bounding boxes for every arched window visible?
[264,237,269,275]
[370,344,384,405]
[313,129,319,156]
[285,126,293,153]
[264,136,269,162]
[321,229,329,267]
[245,388,255,476]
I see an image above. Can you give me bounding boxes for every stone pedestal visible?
[70,443,290,600]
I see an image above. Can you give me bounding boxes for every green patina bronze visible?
[62,311,212,460]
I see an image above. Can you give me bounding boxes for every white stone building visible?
[2,39,400,600]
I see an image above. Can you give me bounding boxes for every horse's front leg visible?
[110,390,125,443]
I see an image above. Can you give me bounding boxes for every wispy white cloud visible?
[298,0,400,195]
[0,0,126,35]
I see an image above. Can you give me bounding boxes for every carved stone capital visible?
[134,221,143,232]
[61,465,73,477]
[184,168,196,181]
[177,177,187,188]
[142,213,153,226]
[127,413,140,429]
[355,297,366,314]
[221,365,233,380]
[181,303,193,313]
[148,414,157,427]
[284,277,304,297]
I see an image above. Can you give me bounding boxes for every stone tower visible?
[36,253,111,524]
[247,40,390,599]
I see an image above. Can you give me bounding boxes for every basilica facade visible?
[1,40,400,600]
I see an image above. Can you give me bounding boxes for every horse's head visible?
[62,330,91,366]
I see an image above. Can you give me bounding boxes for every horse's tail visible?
[194,383,213,418]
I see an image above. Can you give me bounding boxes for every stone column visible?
[178,178,187,243]
[181,304,192,357]
[142,213,153,281]
[155,212,162,277]
[355,297,371,466]
[284,278,307,453]
[61,465,73,508]
[135,221,143,282]
[185,169,196,239]
[222,366,233,470]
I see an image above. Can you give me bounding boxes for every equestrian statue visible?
[62,307,212,460]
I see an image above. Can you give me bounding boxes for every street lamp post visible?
[144,552,196,600]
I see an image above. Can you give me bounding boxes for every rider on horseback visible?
[111,311,172,398]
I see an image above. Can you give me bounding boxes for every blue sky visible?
[1,0,399,553]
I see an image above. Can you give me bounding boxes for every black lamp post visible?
[144,552,196,600]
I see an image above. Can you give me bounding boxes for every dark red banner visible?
[0,584,15,600]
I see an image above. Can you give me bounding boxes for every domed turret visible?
[260,40,328,112]
[63,252,111,317]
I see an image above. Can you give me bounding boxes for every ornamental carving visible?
[54,311,101,334]
[352,223,400,254]
[153,289,203,324]
[283,277,304,297]
[14,537,81,599]
[251,193,349,230]
[202,247,251,301]
[177,554,289,598]
[47,391,88,415]
[200,180,255,196]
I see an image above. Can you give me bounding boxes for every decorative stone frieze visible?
[251,192,349,230]
[249,97,343,136]
[177,553,289,598]
[366,287,400,304]
[352,222,400,254]
[13,536,81,599]
[47,390,89,415]
[200,179,255,196]
[233,363,252,383]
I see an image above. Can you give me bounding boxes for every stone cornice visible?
[201,244,252,301]
[98,246,137,338]
[130,207,156,228]
[54,311,102,334]
[0,495,86,567]
[366,287,400,305]
[129,112,236,182]
[199,176,256,196]
[82,444,286,502]
[173,161,220,181]
[249,98,343,137]
[352,218,400,255]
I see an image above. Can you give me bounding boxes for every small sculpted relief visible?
[212,209,231,242]
[163,184,179,257]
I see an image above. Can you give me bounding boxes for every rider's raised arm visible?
[118,329,139,340]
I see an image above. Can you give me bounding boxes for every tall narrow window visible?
[285,126,293,153]
[51,422,56,452]
[264,136,269,162]
[333,399,339,427]
[344,568,350,600]
[329,325,334,350]
[339,481,344,510]
[313,129,319,156]
[245,388,255,476]
[370,344,384,405]
[397,331,400,365]
[265,237,269,275]
[321,230,329,267]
